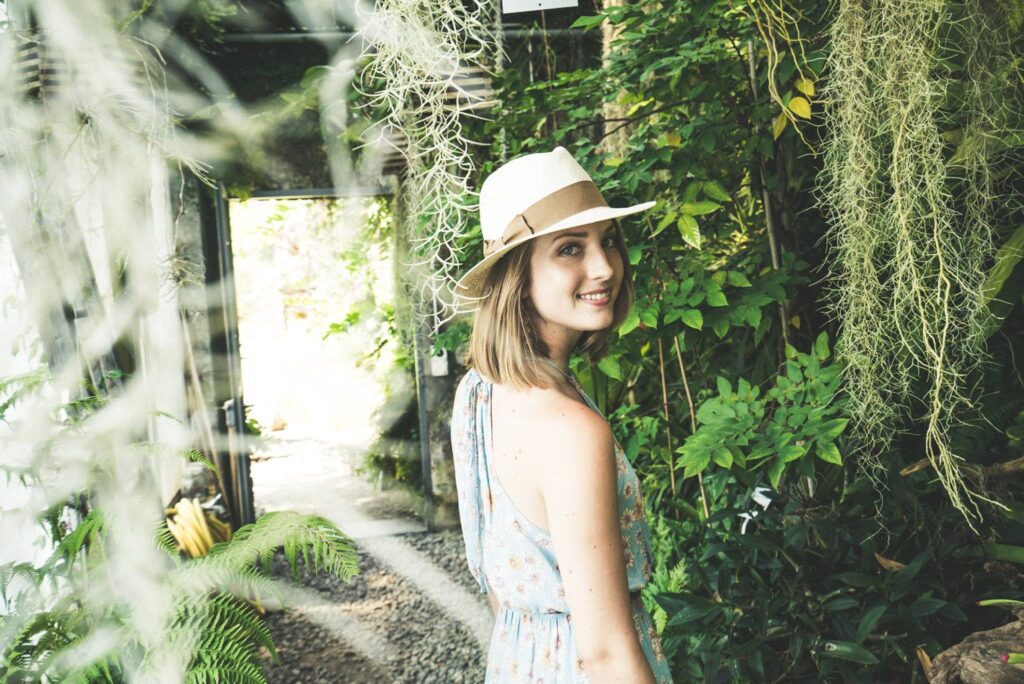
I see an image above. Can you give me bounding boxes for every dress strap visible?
[565,371,604,418]
[451,369,493,594]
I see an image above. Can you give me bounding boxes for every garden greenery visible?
[819,0,1021,522]
[436,0,1024,679]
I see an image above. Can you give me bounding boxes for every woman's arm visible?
[487,592,499,616]
[537,401,656,684]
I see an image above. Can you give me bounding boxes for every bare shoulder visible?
[516,386,615,472]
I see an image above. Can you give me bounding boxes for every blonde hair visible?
[467,221,634,389]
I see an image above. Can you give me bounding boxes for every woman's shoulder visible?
[511,383,614,457]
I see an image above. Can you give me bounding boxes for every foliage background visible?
[432,0,1024,681]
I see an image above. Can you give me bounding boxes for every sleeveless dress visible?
[451,368,673,683]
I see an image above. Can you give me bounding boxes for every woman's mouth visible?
[577,288,612,306]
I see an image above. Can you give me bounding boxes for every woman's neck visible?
[535,320,580,372]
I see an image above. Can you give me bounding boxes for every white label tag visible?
[502,0,578,14]
[429,350,450,377]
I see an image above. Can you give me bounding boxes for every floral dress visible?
[451,368,673,683]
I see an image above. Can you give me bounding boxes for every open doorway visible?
[228,193,422,535]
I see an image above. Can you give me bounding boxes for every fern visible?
[0,562,44,607]
[186,660,267,684]
[47,510,106,574]
[206,511,359,583]
[0,367,48,421]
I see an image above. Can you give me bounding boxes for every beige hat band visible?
[482,180,608,257]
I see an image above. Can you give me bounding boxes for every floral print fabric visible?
[452,368,673,683]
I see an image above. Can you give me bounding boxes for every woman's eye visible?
[561,236,614,254]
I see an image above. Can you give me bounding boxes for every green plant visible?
[677,333,847,490]
[0,372,359,683]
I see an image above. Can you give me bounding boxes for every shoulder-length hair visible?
[467,220,634,389]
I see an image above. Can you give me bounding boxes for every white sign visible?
[502,0,579,14]
[429,350,450,377]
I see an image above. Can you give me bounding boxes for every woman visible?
[450,146,673,683]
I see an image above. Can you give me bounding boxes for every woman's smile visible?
[576,287,612,306]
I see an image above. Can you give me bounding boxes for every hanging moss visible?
[819,0,1018,522]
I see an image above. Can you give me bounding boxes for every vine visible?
[819,0,1018,522]
[356,0,499,328]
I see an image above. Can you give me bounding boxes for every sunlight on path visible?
[268,578,401,667]
[252,436,493,651]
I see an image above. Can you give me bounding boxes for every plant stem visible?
[674,336,710,520]
[657,337,675,495]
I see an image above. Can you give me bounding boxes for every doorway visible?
[227,193,421,533]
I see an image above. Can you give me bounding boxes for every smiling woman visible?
[451,147,673,683]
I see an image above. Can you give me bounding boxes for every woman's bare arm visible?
[536,400,656,684]
[487,592,499,615]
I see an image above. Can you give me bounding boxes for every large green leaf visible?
[821,640,879,665]
[983,224,1024,305]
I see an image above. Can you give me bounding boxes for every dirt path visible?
[251,435,491,683]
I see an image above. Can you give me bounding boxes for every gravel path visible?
[259,529,489,683]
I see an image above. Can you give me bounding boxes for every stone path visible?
[251,434,491,683]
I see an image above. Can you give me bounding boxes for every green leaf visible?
[677,214,701,249]
[813,331,831,360]
[982,224,1024,306]
[712,447,733,468]
[778,444,807,463]
[711,317,730,339]
[716,377,732,396]
[706,289,728,307]
[817,418,849,441]
[971,543,1024,564]
[909,595,947,618]
[680,309,703,330]
[569,14,605,29]
[978,598,1024,607]
[788,96,812,119]
[652,212,676,238]
[619,310,641,336]
[795,77,816,97]
[816,442,842,465]
[726,271,752,287]
[857,605,887,643]
[627,245,644,266]
[702,181,731,203]
[682,181,701,203]
[680,201,722,216]
[822,641,879,665]
[743,306,762,328]
[597,355,623,380]
[768,458,786,489]
[772,112,788,140]
[823,597,857,612]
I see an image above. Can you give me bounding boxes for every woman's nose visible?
[586,243,615,280]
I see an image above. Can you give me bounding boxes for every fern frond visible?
[206,511,359,583]
[0,366,49,420]
[0,562,44,606]
[186,659,267,684]
[204,594,278,662]
[170,561,281,605]
[46,509,106,573]
[156,520,181,558]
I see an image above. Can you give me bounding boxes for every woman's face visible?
[527,219,624,339]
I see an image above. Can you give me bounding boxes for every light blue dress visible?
[451,368,673,683]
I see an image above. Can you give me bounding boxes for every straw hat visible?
[454,146,656,309]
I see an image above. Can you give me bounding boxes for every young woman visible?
[451,147,673,683]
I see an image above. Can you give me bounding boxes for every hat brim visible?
[453,200,657,312]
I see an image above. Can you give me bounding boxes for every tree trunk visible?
[929,612,1024,684]
[599,0,629,157]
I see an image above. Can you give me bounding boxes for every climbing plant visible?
[818,0,1023,522]
[356,0,501,325]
